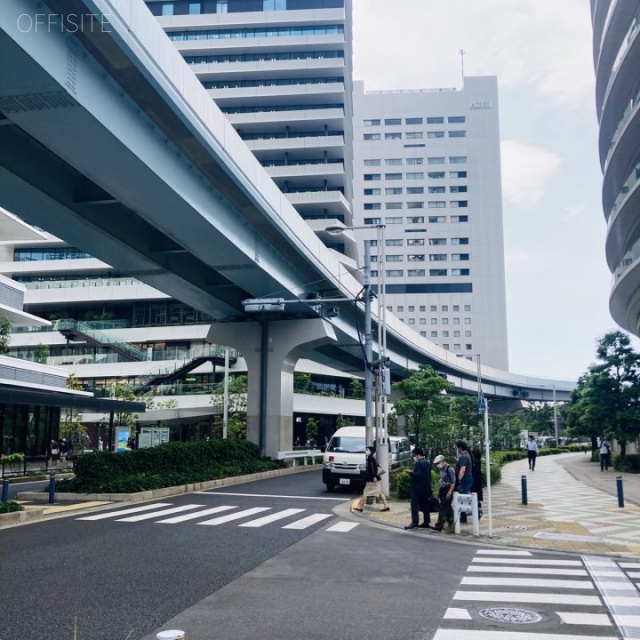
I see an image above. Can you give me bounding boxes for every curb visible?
[0,507,45,529]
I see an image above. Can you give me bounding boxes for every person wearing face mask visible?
[350,445,390,513]
[432,454,456,532]
[403,447,432,530]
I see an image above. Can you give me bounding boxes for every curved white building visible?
[592,1,640,335]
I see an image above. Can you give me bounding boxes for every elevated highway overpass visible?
[0,0,574,455]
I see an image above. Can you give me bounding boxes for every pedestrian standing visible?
[351,446,389,513]
[471,448,484,519]
[59,438,70,464]
[527,435,539,471]
[599,435,611,472]
[455,440,472,522]
[403,447,432,529]
[432,454,456,532]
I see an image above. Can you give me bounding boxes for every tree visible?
[34,343,49,364]
[566,331,640,456]
[211,374,248,439]
[294,372,311,393]
[60,374,87,442]
[0,317,11,355]
[348,377,364,399]
[305,417,319,444]
[392,364,453,455]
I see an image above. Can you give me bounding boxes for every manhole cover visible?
[479,608,542,624]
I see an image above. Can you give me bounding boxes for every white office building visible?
[146,0,355,258]
[351,77,509,370]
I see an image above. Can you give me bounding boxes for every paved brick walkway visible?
[359,452,640,558]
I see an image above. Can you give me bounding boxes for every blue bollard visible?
[48,473,56,504]
[2,478,9,503]
[617,475,624,508]
[521,474,528,505]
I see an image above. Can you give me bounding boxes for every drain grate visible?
[479,608,542,624]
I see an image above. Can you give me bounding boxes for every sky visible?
[351,0,637,381]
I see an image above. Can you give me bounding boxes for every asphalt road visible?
[0,471,475,640]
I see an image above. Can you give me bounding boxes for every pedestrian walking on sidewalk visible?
[432,454,456,532]
[527,435,538,471]
[403,447,432,529]
[599,436,611,472]
[351,446,389,513]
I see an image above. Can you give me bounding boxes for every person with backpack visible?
[432,454,456,532]
[455,440,473,523]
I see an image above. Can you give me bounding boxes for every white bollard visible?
[471,493,480,537]
[157,631,185,640]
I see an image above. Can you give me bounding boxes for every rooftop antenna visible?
[459,49,465,85]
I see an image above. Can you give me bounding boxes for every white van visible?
[322,426,411,491]
[389,436,412,469]
[322,426,366,492]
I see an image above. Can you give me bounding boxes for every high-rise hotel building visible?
[146,0,355,258]
[591,1,640,338]
[351,78,509,369]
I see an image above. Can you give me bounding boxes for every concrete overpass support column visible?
[207,319,337,458]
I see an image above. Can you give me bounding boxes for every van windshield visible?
[326,437,366,453]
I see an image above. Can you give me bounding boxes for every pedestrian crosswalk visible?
[76,501,353,532]
[435,549,640,640]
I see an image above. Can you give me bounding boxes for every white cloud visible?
[501,139,562,207]
[353,0,595,108]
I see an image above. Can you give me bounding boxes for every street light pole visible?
[363,240,374,449]
[375,224,389,494]
[552,384,559,446]
[467,353,493,538]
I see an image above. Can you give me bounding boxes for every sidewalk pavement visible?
[357,451,640,558]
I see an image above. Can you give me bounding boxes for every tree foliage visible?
[391,364,453,458]
[566,331,640,456]
[211,374,248,439]
[60,374,87,440]
[0,317,11,355]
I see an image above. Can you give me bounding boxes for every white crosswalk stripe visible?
[436,550,621,640]
[76,503,173,520]
[156,505,237,523]
[282,513,333,529]
[75,501,357,532]
[238,508,305,528]
[117,504,206,522]
[197,507,271,525]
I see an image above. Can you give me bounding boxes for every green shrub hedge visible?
[613,453,640,473]
[0,501,23,514]
[57,440,283,493]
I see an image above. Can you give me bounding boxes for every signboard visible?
[139,427,170,449]
[115,427,130,452]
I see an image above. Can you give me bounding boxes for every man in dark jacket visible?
[404,447,432,529]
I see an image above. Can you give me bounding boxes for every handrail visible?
[133,345,238,387]
[54,319,147,361]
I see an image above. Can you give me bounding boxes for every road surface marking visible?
[117,505,206,522]
[325,522,359,532]
[156,506,237,523]
[238,508,305,527]
[461,577,594,590]
[453,592,602,606]
[443,608,472,620]
[556,612,612,626]
[198,507,270,526]
[471,558,582,566]
[476,550,532,556]
[196,491,347,501]
[466,566,588,576]
[76,503,172,520]
[282,514,333,529]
